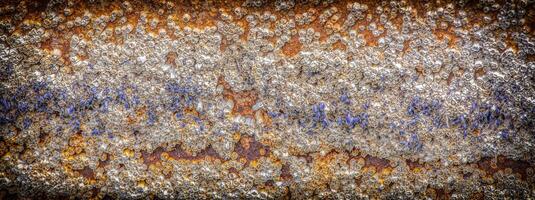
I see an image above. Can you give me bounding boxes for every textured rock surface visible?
[0,0,534,199]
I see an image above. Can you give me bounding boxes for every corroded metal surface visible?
[0,0,535,199]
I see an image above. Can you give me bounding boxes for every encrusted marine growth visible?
[1,0,535,199]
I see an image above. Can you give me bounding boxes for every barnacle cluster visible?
[0,0,534,199]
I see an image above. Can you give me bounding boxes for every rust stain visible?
[237,18,249,41]
[363,155,391,173]
[402,40,411,54]
[433,25,458,48]
[295,153,314,164]
[289,147,315,164]
[183,106,200,117]
[167,144,223,161]
[219,38,229,52]
[228,167,240,176]
[280,164,293,181]
[281,35,302,57]
[312,150,339,182]
[505,34,519,53]
[331,40,347,51]
[76,166,96,181]
[360,29,384,47]
[264,179,275,187]
[62,132,86,161]
[446,71,455,86]
[345,149,393,174]
[164,170,173,179]
[126,106,148,125]
[415,65,424,77]
[474,68,486,79]
[427,187,450,200]
[233,135,270,166]
[255,109,272,126]
[137,135,271,168]
[37,129,49,145]
[472,128,481,136]
[98,153,111,168]
[218,76,258,118]
[406,159,426,172]
[477,156,532,180]
[141,147,165,166]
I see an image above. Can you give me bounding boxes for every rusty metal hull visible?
[0,0,535,199]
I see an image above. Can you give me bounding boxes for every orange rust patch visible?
[218,76,258,118]
[67,132,83,147]
[470,191,484,200]
[77,53,89,61]
[433,26,458,48]
[62,132,86,160]
[391,13,404,31]
[233,135,270,166]
[126,115,136,125]
[406,159,423,170]
[281,35,302,57]
[236,18,250,41]
[183,106,200,117]
[164,170,173,179]
[527,54,535,62]
[362,155,391,173]
[415,65,424,77]
[446,71,455,86]
[304,19,329,42]
[474,68,486,79]
[40,38,53,51]
[255,109,273,126]
[289,147,315,164]
[219,38,229,52]
[472,128,481,136]
[264,180,275,187]
[358,28,387,47]
[136,106,146,117]
[331,40,347,51]
[188,10,217,29]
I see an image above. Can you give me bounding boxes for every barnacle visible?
[0,0,535,199]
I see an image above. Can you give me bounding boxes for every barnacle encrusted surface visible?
[1,0,535,199]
